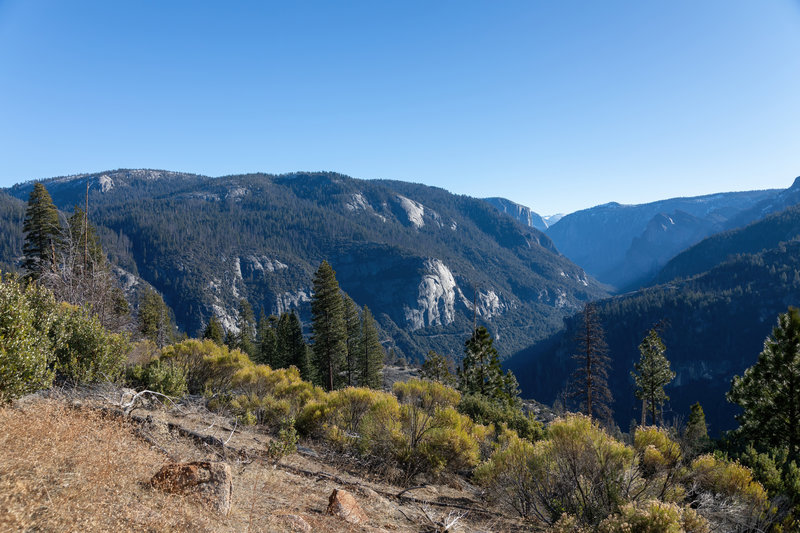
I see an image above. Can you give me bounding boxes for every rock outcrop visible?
[326,488,367,525]
[150,461,232,515]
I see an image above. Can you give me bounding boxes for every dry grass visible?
[0,394,525,532]
[0,399,218,532]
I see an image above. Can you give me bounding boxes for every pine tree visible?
[256,311,278,366]
[728,307,800,463]
[139,286,174,348]
[632,328,675,426]
[280,311,310,381]
[684,402,709,456]
[22,183,61,280]
[203,315,225,345]
[310,260,347,391]
[458,326,518,407]
[421,350,456,386]
[358,306,384,389]
[237,298,257,359]
[342,294,361,386]
[568,303,613,422]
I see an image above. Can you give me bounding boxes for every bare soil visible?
[0,388,526,532]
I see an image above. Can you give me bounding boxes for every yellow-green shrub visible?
[126,358,188,398]
[477,414,637,525]
[394,379,487,475]
[297,386,402,455]
[598,500,709,533]
[228,364,323,426]
[690,454,768,506]
[474,431,538,518]
[634,426,685,501]
[458,392,543,442]
[158,339,251,394]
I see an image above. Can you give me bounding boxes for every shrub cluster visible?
[297,379,490,476]
[475,414,774,531]
[0,275,131,402]
[0,275,57,402]
[133,338,496,477]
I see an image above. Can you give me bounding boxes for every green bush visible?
[458,393,543,442]
[0,276,56,402]
[126,359,188,398]
[52,303,131,384]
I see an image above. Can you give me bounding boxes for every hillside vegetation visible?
[509,210,800,434]
[4,169,607,360]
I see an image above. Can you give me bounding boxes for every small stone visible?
[326,488,367,525]
[151,461,232,515]
[276,513,312,532]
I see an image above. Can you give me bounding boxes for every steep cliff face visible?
[483,197,548,231]
[3,170,607,360]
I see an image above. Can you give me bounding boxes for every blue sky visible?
[1,1,798,214]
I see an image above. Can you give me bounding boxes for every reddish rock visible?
[326,488,367,525]
[151,461,232,515]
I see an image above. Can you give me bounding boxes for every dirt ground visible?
[0,387,526,532]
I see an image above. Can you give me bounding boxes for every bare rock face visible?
[151,461,232,515]
[325,488,367,525]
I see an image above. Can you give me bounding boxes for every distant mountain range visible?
[506,184,800,434]
[544,189,785,290]
[3,169,607,361]
[7,167,800,434]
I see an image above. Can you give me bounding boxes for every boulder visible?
[275,513,312,532]
[151,461,232,515]
[325,488,367,525]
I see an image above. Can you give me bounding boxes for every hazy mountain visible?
[545,189,781,290]
[506,213,800,433]
[5,169,608,360]
[657,201,800,285]
[483,197,548,231]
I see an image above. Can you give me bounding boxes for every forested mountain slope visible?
[4,169,607,360]
[657,198,800,284]
[545,188,781,289]
[0,192,25,272]
[506,234,800,434]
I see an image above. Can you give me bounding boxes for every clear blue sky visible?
[1,1,799,214]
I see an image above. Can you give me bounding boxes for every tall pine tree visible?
[358,306,384,389]
[342,294,361,386]
[568,303,613,422]
[256,311,278,366]
[203,315,225,345]
[632,328,675,426]
[728,307,800,463]
[280,311,311,381]
[458,326,520,407]
[237,298,257,359]
[22,182,60,280]
[139,286,174,348]
[310,260,347,391]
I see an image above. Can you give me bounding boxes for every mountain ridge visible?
[3,169,607,361]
